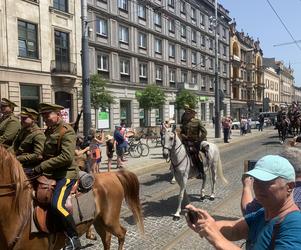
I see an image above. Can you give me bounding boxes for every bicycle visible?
[125,136,150,157]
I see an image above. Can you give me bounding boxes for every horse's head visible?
[162,125,177,159]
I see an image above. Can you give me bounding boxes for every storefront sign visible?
[199,96,209,101]
[97,109,110,129]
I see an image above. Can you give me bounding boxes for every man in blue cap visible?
[185,155,301,250]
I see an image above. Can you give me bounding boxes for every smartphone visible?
[182,209,199,224]
[244,160,257,172]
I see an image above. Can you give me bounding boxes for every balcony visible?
[231,77,242,85]
[50,60,77,78]
[231,55,241,67]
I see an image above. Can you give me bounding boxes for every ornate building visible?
[0,0,82,122]
[263,66,280,112]
[230,21,264,119]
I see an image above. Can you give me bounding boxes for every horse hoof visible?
[209,197,215,201]
[200,196,205,201]
[173,215,181,221]
[170,179,176,184]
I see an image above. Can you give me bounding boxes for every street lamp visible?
[81,0,92,138]
[210,0,220,138]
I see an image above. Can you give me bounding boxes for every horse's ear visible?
[172,124,176,132]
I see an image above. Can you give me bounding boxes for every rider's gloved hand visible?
[33,165,43,175]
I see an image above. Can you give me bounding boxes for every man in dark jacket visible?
[33,103,80,250]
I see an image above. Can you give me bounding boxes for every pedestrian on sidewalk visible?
[114,125,127,168]
[258,114,264,131]
[105,135,114,172]
[222,117,230,143]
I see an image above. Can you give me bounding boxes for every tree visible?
[136,85,166,126]
[89,74,115,110]
[175,89,198,110]
[136,85,165,109]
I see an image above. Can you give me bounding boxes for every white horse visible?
[162,126,228,220]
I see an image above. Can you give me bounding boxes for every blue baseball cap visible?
[246,155,295,182]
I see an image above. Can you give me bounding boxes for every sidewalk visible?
[99,127,270,175]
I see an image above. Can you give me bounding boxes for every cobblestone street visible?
[80,129,281,249]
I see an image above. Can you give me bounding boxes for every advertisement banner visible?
[97,109,110,129]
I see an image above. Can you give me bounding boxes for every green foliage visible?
[135,85,166,110]
[88,74,115,110]
[175,89,198,109]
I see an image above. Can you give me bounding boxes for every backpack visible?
[187,118,200,140]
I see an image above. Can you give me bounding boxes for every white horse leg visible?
[173,175,187,221]
[170,170,176,184]
[209,162,217,201]
[200,173,206,201]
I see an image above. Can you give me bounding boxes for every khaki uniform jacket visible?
[185,118,207,142]
[0,114,21,147]
[40,120,78,180]
[10,123,46,168]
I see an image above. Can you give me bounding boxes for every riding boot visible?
[62,215,81,250]
[196,160,204,179]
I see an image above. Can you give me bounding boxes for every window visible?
[223,45,227,56]
[181,24,186,38]
[96,18,108,37]
[138,32,147,49]
[209,78,214,89]
[139,62,147,78]
[119,25,129,43]
[53,0,68,12]
[18,20,38,59]
[120,58,130,75]
[209,58,213,69]
[200,13,205,26]
[191,74,197,84]
[169,19,175,33]
[155,66,163,80]
[154,12,162,27]
[169,69,175,83]
[192,51,197,65]
[201,76,206,87]
[191,8,196,22]
[181,47,187,61]
[180,1,186,14]
[169,43,175,58]
[209,39,213,50]
[201,35,205,47]
[20,85,40,110]
[97,53,109,72]
[118,0,128,11]
[54,30,70,72]
[201,55,206,67]
[181,71,187,83]
[223,63,227,74]
[155,38,162,54]
[191,29,197,42]
[223,27,226,38]
[138,4,146,19]
[168,0,175,8]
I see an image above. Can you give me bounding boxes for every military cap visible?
[20,107,39,120]
[0,98,18,108]
[38,103,64,113]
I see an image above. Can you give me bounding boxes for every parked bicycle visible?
[124,136,150,158]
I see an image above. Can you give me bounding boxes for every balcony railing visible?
[51,60,77,75]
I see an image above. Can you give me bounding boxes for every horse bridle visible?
[163,131,188,168]
[0,183,16,196]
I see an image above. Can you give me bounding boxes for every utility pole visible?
[81,0,92,138]
[214,0,221,138]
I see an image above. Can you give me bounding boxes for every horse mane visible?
[0,146,31,216]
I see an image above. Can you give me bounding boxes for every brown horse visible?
[0,146,144,250]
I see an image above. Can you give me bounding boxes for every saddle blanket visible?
[31,190,96,233]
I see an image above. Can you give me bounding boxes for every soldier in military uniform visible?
[180,106,207,178]
[33,103,80,250]
[9,107,46,170]
[0,98,21,147]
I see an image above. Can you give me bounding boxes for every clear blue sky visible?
[219,0,301,85]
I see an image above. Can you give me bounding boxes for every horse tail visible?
[115,170,144,234]
[216,154,228,184]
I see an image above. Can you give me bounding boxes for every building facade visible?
[0,0,82,121]
[263,58,294,107]
[263,67,280,112]
[87,0,231,129]
[293,85,301,104]
[230,21,264,119]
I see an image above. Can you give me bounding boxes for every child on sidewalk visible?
[105,135,114,172]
